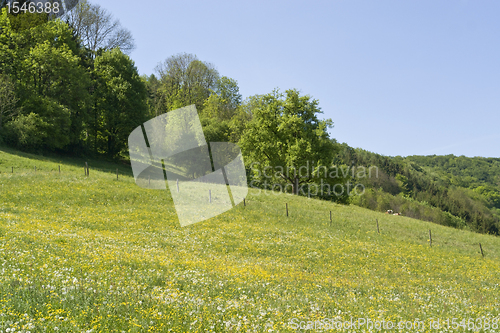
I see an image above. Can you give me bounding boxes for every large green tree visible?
[0,8,91,150]
[93,48,148,158]
[239,89,343,198]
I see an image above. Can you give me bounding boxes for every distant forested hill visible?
[406,155,500,187]
[335,144,500,235]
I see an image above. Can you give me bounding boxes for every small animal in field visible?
[386,210,394,214]
[393,212,401,216]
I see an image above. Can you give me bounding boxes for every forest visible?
[1,1,499,236]
[339,146,500,234]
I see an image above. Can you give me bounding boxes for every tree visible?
[475,186,500,209]
[239,89,340,196]
[93,48,148,158]
[5,4,49,31]
[0,74,18,130]
[143,73,162,117]
[202,76,242,121]
[154,53,219,113]
[199,76,244,143]
[227,106,252,143]
[0,8,91,150]
[65,0,135,55]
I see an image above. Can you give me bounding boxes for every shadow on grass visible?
[0,145,133,176]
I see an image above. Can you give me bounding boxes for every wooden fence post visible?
[209,189,212,203]
[376,219,380,234]
[116,168,118,180]
[243,198,246,207]
[429,229,432,247]
[479,243,484,257]
[330,211,332,226]
[286,203,288,217]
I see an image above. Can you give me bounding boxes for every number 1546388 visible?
[6,2,60,14]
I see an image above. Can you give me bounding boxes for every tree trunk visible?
[108,135,113,157]
[292,176,299,195]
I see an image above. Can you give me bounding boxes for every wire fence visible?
[0,162,492,259]
[0,163,133,179]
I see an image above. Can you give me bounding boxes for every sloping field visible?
[1,147,500,332]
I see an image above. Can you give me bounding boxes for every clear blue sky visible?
[93,0,500,158]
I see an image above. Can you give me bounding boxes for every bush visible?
[5,96,71,151]
[4,112,48,150]
[352,188,469,230]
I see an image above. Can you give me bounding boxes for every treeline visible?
[0,3,350,205]
[0,5,148,158]
[336,145,500,235]
[0,4,255,159]
[144,53,251,144]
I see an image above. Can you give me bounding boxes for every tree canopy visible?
[92,48,148,158]
[64,0,135,55]
[153,53,219,114]
[0,6,146,157]
[0,7,91,150]
[239,89,343,199]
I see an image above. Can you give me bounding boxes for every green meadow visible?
[1,147,500,332]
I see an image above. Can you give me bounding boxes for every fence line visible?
[1,165,133,177]
[0,166,491,258]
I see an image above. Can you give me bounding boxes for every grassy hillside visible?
[1,147,500,332]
